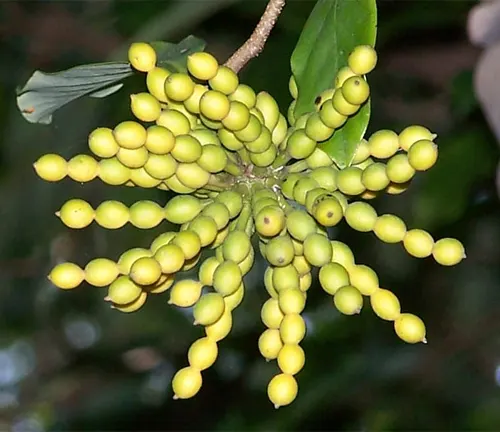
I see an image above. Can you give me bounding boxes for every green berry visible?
[201,202,230,230]
[399,125,436,151]
[289,76,298,99]
[272,264,300,292]
[303,233,332,267]
[164,73,195,102]
[403,229,434,258]
[337,167,366,195]
[319,99,348,128]
[334,285,363,315]
[331,240,355,269]
[168,279,203,307]
[171,134,203,163]
[117,248,151,274]
[189,215,218,247]
[361,162,390,191]
[335,66,357,88]
[213,260,242,296]
[116,146,149,168]
[66,155,97,182]
[368,130,399,159]
[407,139,438,171]
[331,90,359,116]
[88,127,119,158]
[266,236,295,267]
[209,66,239,95]
[193,292,225,326]
[187,52,219,81]
[394,313,426,344]
[49,262,84,290]
[386,154,415,184]
[370,289,401,321]
[234,114,262,142]
[57,199,94,229]
[129,200,164,229]
[176,163,210,189]
[188,337,218,370]
[351,139,370,165]
[34,154,67,182]
[305,112,334,142]
[293,177,319,205]
[154,243,185,274]
[319,262,350,295]
[156,109,191,136]
[205,309,233,341]
[172,230,201,259]
[285,210,318,242]
[199,90,231,121]
[129,167,162,188]
[130,93,161,122]
[228,84,256,108]
[108,276,143,305]
[84,258,119,287]
[216,191,243,219]
[341,76,370,105]
[373,214,407,243]
[95,200,129,229]
[287,129,317,160]
[344,201,378,232]
[144,154,177,179]
[255,91,280,131]
[348,45,377,75]
[432,238,465,266]
[245,127,272,154]
[348,264,379,296]
[129,256,162,286]
[128,42,156,72]
[165,195,202,225]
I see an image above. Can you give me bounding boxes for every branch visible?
[225,0,286,73]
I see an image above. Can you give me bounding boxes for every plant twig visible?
[225,0,286,73]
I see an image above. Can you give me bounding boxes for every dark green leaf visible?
[151,35,206,72]
[319,102,371,168]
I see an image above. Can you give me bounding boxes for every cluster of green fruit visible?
[33,42,465,408]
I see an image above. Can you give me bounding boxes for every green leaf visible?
[319,102,371,168]
[290,0,377,166]
[150,35,206,72]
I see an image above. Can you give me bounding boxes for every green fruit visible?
[169,279,203,307]
[57,199,94,229]
[265,236,295,267]
[293,254,311,276]
[114,121,147,150]
[193,292,225,326]
[432,238,465,266]
[108,276,143,305]
[305,148,333,169]
[164,73,195,102]
[255,205,285,238]
[277,344,305,375]
[348,45,377,75]
[129,256,162,286]
[331,240,355,269]
[368,130,399,159]
[249,142,277,167]
[130,167,162,188]
[361,162,390,191]
[264,267,278,298]
[245,126,272,154]
[261,298,285,329]
[164,195,202,225]
[84,258,119,287]
[373,214,407,243]
[370,289,401,321]
[407,139,438,171]
[399,125,436,151]
[279,313,306,344]
[335,66,357,88]
[344,201,377,232]
[213,260,242,296]
[403,229,434,258]
[331,90,359,116]
[183,84,208,114]
[348,264,379,296]
[199,90,231,121]
[128,42,156,72]
[197,144,228,173]
[259,328,283,360]
[267,374,298,409]
[49,262,84,290]
[221,101,250,131]
[288,76,298,99]
[171,134,202,163]
[337,167,366,195]
[218,129,244,151]
[332,191,348,212]
[281,173,301,199]
[385,181,411,195]
[255,91,280,131]
[305,112,334,142]
[222,231,251,263]
[314,88,335,111]
[285,209,317,242]
[234,114,262,142]
[34,154,67,182]
[145,125,175,154]
[98,158,131,185]
[341,76,370,105]
[130,93,161,122]
[238,247,255,275]
[278,289,306,314]
[116,146,149,169]
[150,232,176,253]
[88,127,120,158]
[189,215,218,247]
[394,313,426,344]
[228,84,256,108]
[154,243,185,274]
[272,265,300,292]
[272,114,288,146]
[117,248,151,274]
[351,139,370,165]
[176,163,210,189]
[334,285,363,315]
[156,109,191,136]
[287,129,316,160]
[319,262,350,295]
[198,256,220,286]
[319,100,348,128]
[293,177,319,205]
[287,101,297,126]
[145,274,174,294]
[224,283,244,311]
[172,367,202,400]
[209,66,239,95]
[146,67,170,102]
[312,195,344,227]
[201,202,230,230]
[164,175,196,194]
[190,128,219,146]
[188,336,218,371]
[303,233,332,267]
[205,309,233,341]
[144,154,177,179]
[129,200,164,229]
[386,154,415,184]
[187,52,219,81]
[216,191,243,219]
[94,201,129,229]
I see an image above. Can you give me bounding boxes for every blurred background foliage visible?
[1,1,500,431]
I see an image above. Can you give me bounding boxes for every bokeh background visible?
[1,1,500,430]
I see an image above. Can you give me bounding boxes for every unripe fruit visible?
[234,114,262,142]
[154,243,185,274]
[130,93,161,122]
[403,229,434,258]
[129,200,164,228]
[386,154,415,184]
[368,130,399,159]
[319,262,350,295]
[341,76,370,105]
[218,129,244,151]
[88,127,119,158]
[128,42,156,72]
[361,162,390,191]
[292,255,311,276]
[130,167,162,188]
[98,158,130,185]
[259,328,283,360]
[370,289,401,321]
[312,195,343,227]
[293,177,319,205]
[188,215,218,247]
[266,236,295,267]
[348,264,379,296]
[281,173,301,199]
[385,181,410,195]
[67,154,98,182]
[249,142,277,167]
[113,121,147,150]
[172,367,202,400]
[208,65,239,94]
[224,284,244,311]
[399,125,436,151]
[305,112,334,142]
[95,200,129,229]
[129,256,162,286]
[255,91,280,131]
[57,199,94,229]
[108,276,142,305]
[303,233,332,267]
[188,336,218,371]
[319,100,348,128]
[187,52,218,81]
[201,202,230,230]
[146,67,170,102]
[348,45,377,75]
[314,88,335,111]
[306,147,334,168]
[309,166,338,191]
[331,90,359,116]
[245,127,272,154]
[277,344,305,375]
[172,231,201,260]
[117,248,151,274]
[49,262,84,290]
[331,240,356,269]
[334,285,363,315]
[228,84,256,108]
[287,101,296,126]
[261,298,284,329]
[145,274,175,294]
[335,66,357,88]
[373,214,407,243]
[287,129,317,160]
[84,258,119,287]
[432,238,465,266]
[164,73,195,102]
[176,163,210,189]
[394,313,426,344]
[116,146,149,168]
[272,264,300,292]
[171,134,203,163]
[222,231,251,263]
[286,210,317,242]
[221,100,250,131]
[337,167,366,195]
[351,139,370,165]
[144,154,177,179]
[213,260,242,296]
[193,292,225,326]
[216,191,243,219]
[279,313,306,344]
[289,76,298,99]
[164,195,202,224]
[156,109,191,136]
[169,279,203,307]
[164,175,196,194]
[278,289,306,314]
[267,374,298,409]
[112,291,147,313]
[407,139,438,171]
[344,201,378,232]
[199,90,231,121]
[34,154,67,182]
[272,114,288,145]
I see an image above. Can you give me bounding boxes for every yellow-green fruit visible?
[272,114,288,145]
[146,67,170,102]
[213,260,242,296]
[334,285,363,315]
[337,167,365,195]
[309,166,338,191]
[331,90,359,116]
[266,236,295,267]
[156,110,191,136]
[224,282,244,311]
[305,149,332,171]
[386,154,415,184]
[169,279,203,307]
[189,215,218,247]
[287,101,296,126]
[238,248,255,275]
[261,298,284,329]
[95,201,129,229]
[407,139,438,171]
[164,195,202,225]
[117,248,151,274]
[172,231,201,260]
[370,289,401,321]
[267,374,298,409]
[292,255,311,276]
[344,201,377,232]
[386,181,411,195]
[335,66,357,88]
[289,75,298,99]
[399,125,436,151]
[164,73,194,102]
[280,173,302,199]
[88,127,120,158]
[314,88,335,111]
[193,292,225,326]
[130,93,161,122]
[155,243,185,274]
[319,100,348,129]
[312,195,344,227]
[205,309,233,341]
[129,256,162,286]
[285,210,317,242]
[129,200,164,228]
[144,154,177,179]
[249,142,277,167]
[272,264,300,292]
[98,158,131,185]
[331,240,356,269]
[187,52,218,81]
[216,191,243,219]
[116,146,149,169]
[201,203,230,230]
[67,154,98,182]
[361,162,390,191]
[57,199,94,229]
[188,337,218,371]
[287,129,316,160]
[199,144,229,174]
[368,130,399,159]
[264,267,278,298]
[351,139,370,165]
[332,191,348,212]
[341,76,370,105]
[245,126,272,154]
[348,264,379,296]
[255,91,280,131]
[279,313,306,344]
[183,84,208,114]
[303,233,332,267]
[403,229,434,258]
[208,66,239,95]
[49,263,84,290]
[150,232,176,253]
[278,289,306,315]
[200,113,223,130]
[218,129,244,151]
[293,177,320,205]
[34,154,67,182]
[130,167,162,188]
[84,258,119,287]
[259,328,283,360]
[229,83,256,108]
[172,367,202,400]
[234,114,262,142]
[190,128,219,146]
[199,90,231,121]
[222,231,251,263]
[221,101,250,131]
[348,45,377,75]
[319,262,350,295]
[128,42,156,72]
[112,291,147,313]
[305,112,334,142]
[373,214,407,243]
[145,274,175,294]
[432,238,465,266]
[171,134,203,163]
[113,121,147,150]
[394,313,426,344]
[107,276,142,305]
[176,163,210,189]
[277,344,305,375]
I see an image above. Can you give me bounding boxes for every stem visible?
[207,174,232,190]
[224,0,287,73]
[237,148,251,165]
[224,160,244,177]
[287,160,308,173]
[272,152,292,169]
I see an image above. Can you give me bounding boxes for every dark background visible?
[1,1,499,430]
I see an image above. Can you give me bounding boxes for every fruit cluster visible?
[33,42,465,408]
